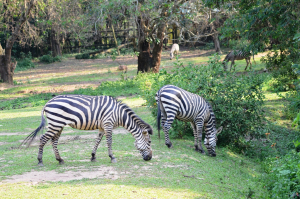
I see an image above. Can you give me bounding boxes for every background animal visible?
[155,85,223,157]
[20,95,153,166]
[118,65,127,73]
[170,43,179,60]
[223,50,255,71]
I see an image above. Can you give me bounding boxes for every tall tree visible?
[0,0,37,85]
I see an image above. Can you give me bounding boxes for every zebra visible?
[155,85,223,157]
[223,50,255,71]
[170,43,179,60]
[20,95,153,166]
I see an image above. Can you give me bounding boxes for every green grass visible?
[0,95,267,198]
[0,49,294,198]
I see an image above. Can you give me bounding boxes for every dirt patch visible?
[2,166,121,183]
[0,142,7,146]
[0,49,215,93]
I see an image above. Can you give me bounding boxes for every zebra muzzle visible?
[143,150,152,161]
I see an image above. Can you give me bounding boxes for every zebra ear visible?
[217,126,223,135]
[144,128,153,135]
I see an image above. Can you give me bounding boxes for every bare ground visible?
[0,49,216,94]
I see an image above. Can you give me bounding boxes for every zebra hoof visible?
[91,157,96,162]
[59,159,65,165]
[166,143,173,148]
[201,151,206,155]
[111,158,117,163]
[37,162,44,167]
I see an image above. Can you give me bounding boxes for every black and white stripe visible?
[223,50,255,71]
[156,85,222,157]
[20,95,153,166]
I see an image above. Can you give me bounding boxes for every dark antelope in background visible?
[156,85,223,157]
[223,50,256,71]
[20,95,153,166]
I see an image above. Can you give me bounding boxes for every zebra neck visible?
[118,106,146,136]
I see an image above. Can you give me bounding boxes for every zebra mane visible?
[115,98,153,135]
[206,101,217,129]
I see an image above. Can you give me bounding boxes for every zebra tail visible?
[157,103,161,140]
[19,108,46,148]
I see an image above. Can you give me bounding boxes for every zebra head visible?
[134,126,153,161]
[204,126,223,157]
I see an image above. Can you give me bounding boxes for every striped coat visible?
[21,95,153,166]
[156,85,222,156]
[223,50,255,71]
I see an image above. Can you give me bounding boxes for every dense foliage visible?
[38,53,62,63]
[284,63,300,119]
[15,52,35,71]
[262,142,300,198]
[140,55,266,149]
[215,0,300,92]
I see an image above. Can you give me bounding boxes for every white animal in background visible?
[170,43,179,60]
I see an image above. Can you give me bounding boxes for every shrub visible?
[284,64,300,119]
[139,54,266,149]
[39,52,62,63]
[262,50,297,92]
[75,53,90,59]
[16,52,35,70]
[262,141,300,198]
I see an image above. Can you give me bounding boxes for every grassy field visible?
[0,49,274,198]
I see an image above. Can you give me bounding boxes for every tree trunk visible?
[136,16,153,73]
[152,21,166,73]
[213,33,222,54]
[137,40,152,73]
[51,28,62,57]
[0,55,4,81]
[1,48,14,84]
[111,24,120,55]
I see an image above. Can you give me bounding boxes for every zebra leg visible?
[104,126,117,163]
[195,120,205,154]
[231,60,235,71]
[244,58,250,70]
[51,129,64,165]
[191,123,200,152]
[91,131,105,162]
[37,132,54,166]
[163,116,176,148]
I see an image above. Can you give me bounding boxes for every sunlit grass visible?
[0,183,211,199]
[0,94,267,198]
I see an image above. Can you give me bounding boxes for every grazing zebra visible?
[155,85,223,157]
[223,50,255,71]
[20,95,153,166]
[170,43,179,60]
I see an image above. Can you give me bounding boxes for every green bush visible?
[75,53,90,59]
[139,54,266,149]
[39,53,62,63]
[16,52,35,70]
[284,64,300,119]
[262,50,297,92]
[262,142,300,198]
